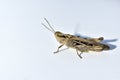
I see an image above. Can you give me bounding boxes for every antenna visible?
[42,18,55,33]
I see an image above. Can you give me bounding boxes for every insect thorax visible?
[54,31,73,44]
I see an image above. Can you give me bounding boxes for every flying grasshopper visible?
[42,18,110,59]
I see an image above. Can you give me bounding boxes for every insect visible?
[42,18,110,59]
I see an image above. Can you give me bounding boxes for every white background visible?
[0,0,120,80]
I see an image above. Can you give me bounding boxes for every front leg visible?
[54,45,64,54]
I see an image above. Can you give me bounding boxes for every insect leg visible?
[76,49,83,59]
[54,45,64,53]
[93,37,104,42]
[86,37,104,42]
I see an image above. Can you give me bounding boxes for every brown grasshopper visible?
[42,18,110,58]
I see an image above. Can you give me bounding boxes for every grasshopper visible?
[42,18,110,58]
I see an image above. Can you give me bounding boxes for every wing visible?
[66,37,90,52]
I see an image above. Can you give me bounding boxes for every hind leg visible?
[85,37,104,42]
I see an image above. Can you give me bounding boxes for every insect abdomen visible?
[66,36,110,52]
[89,43,110,51]
[100,44,110,50]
